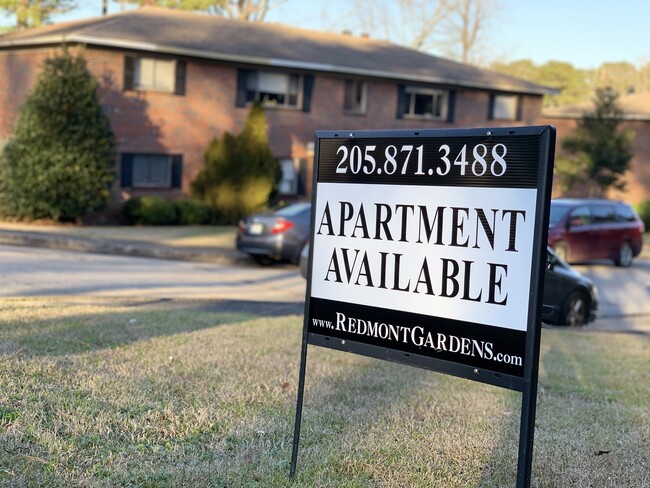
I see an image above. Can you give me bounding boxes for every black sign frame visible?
[291,125,556,487]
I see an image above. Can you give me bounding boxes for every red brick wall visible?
[0,45,546,203]
[0,48,59,138]
[541,115,650,205]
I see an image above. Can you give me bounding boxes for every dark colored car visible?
[300,243,598,327]
[543,247,598,326]
[236,202,311,265]
[547,198,644,267]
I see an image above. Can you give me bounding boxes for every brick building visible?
[0,6,554,209]
[541,92,650,205]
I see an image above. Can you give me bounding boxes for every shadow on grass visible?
[289,348,525,486]
[3,298,304,357]
[1,298,546,485]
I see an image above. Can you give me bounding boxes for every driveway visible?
[572,259,650,333]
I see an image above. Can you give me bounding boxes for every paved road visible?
[0,245,306,303]
[572,259,650,333]
[2,244,649,333]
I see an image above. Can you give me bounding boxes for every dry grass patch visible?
[0,298,648,486]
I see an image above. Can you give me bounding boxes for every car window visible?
[275,202,311,218]
[549,203,570,224]
[615,204,636,222]
[590,205,615,224]
[568,206,591,226]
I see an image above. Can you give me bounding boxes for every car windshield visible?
[549,203,569,224]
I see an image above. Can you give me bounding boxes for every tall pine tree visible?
[0,50,115,221]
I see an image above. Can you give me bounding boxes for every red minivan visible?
[547,198,645,267]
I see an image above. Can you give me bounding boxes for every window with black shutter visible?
[120,153,182,188]
[123,55,186,95]
[236,69,305,109]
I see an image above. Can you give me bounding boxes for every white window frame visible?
[492,94,519,120]
[132,155,173,188]
[245,70,303,109]
[344,79,367,114]
[404,86,448,120]
[134,57,176,93]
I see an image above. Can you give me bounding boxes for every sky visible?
[4,0,649,69]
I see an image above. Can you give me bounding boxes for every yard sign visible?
[292,126,556,487]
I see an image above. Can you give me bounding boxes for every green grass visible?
[1,297,648,486]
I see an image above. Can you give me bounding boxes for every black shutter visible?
[487,93,495,120]
[516,95,523,121]
[236,69,250,107]
[124,55,135,91]
[171,155,183,188]
[446,90,456,123]
[396,85,407,118]
[120,153,133,187]
[302,75,314,112]
[175,60,186,95]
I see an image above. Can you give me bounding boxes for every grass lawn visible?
[1,297,649,487]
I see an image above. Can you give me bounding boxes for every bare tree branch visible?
[347,0,497,65]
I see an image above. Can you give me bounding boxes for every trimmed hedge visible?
[174,199,213,225]
[122,197,214,226]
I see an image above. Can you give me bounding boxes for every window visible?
[278,158,298,195]
[399,86,449,120]
[489,94,521,121]
[242,70,301,108]
[568,206,591,227]
[591,205,616,224]
[133,155,172,187]
[237,70,314,112]
[344,79,367,113]
[615,204,637,222]
[135,58,175,92]
[120,153,182,189]
[124,56,186,95]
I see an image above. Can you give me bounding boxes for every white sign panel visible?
[311,183,536,331]
[305,126,555,388]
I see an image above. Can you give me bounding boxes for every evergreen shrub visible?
[122,196,177,225]
[174,199,213,225]
[122,197,213,225]
[191,103,280,224]
[0,50,115,222]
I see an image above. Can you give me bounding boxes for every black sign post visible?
[291,126,555,486]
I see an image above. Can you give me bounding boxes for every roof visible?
[0,6,555,96]
[543,92,650,120]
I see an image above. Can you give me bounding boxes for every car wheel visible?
[252,254,274,266]
[615,241,634,267]
[561,290,589,327]
[553,241,570,262]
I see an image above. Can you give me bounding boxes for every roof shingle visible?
[0,6,555,95]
